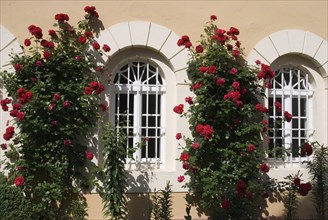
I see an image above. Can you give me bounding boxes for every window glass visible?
[268,67,313,160]
[113,61,165,163]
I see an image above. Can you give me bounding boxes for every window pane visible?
[268,67,311,159]
[113,61,164,162]
[300,98,306,116]
[142,116,156,127]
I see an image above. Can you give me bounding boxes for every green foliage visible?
[0,6,108,219]
[0,175,33,220]
[151,182,173,220]
[281,172,301,220]
[101,122,130,220]
[176,17,273,218]
[306,142,328,219]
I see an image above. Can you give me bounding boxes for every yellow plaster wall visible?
[1,1,327,55]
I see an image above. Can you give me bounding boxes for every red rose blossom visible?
[216,78,225,86]
[78,36,87,44]
[275,101,282,113]
[236,179,247,193]
[177,175,185,183]
[63,100,70,107]
[255,104,269,113]
[257,64,275,80]
[259,163,270,173]
[180,152,189,161]
[53,93,61,101]
[284,111,293,122]
[14,176,25,187]
[265,82,272,89]
[255,60,262,65]
[175,133,182,140]
[10,110,18,117]
[12,103,22,110]
[64,139,71,145]
[16,111,25,121]
[99,103,107,112]
[24,39,31,46]
[195,45,204,53]
[208,66,216,74]
[199,66,208,74]
[85,31,93,38]
[48,103,56,111]
[1,143,7,150]
[43,51,52,59]
[84,6,99,18]
[232,81,240,90]
[185,96,193,104]
[247,144,255,153]
[14,63,23,72]
[221,199,231,209]
[89,81,99,89]
[48,29,57,37]
[232,49,240,57]
[192,142,199,150]
[92,42,100,50]
[210,15,217,21]
[298,182,312,196]
[35,60,42,67]
[28,25,43,39]
[177,35,191,48]
[85,151,94,160]
[84,87,93,95]
[191,82,202,90]
[294,177,301,187]
[55,13,69,22]
[173,104,184,114]
[300,142,313,157]
[228,27,240,36]
[182,162,189,170]
[185,41,192,48]
[230,67,238,75]
[103,44,111,52]
[94,83,105,94]
[195,124,214,139]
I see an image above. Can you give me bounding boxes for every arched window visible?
[268,66,314,162]
[112,60,166,166]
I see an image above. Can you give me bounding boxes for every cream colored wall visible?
[1,0,327,54]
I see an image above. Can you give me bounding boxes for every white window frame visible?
[268,66,314,166]
[110,60,166,169]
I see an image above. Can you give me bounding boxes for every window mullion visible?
[155,66,159,166]
[145,63,149,162]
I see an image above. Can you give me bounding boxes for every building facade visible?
[1,1,327,219]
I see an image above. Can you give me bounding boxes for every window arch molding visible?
[246,29,327,78]
[93,21,189,73]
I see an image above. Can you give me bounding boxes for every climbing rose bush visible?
[0,6,109,219]
[174,16,293,219]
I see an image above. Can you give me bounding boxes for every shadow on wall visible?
[126,171,152,220]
